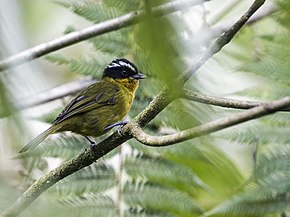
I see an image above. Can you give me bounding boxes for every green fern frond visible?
[51,0,71,9]
[124,155,208,192]
[68,56,104,77]
[89,31,130,56]
[124,182,204,217]
[254,144,290,178]
[46,53,70,66]
[248,173,290,200]
[47,54,109,78]
[236,81,290,100]
[58,193,115,209]
[63,25,76,34]
[238,15,290,94]
[259,113,290,127]
[63,0,120,23]
[48,164,115,196]
[276,0,290,26]
[220,122,290,146]
[32,194,116,217]
[242,57,290,86]
[205,194,287,216]
[19,135,90,159]
[104,0,141,12]
[206,144,290,216]
[124,208,170,217]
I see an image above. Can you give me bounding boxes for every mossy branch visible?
[181,89,290,111]
[0,1,266,217]
[1,133,130,217]
[128,96,290,147]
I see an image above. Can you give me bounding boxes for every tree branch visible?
[181,89,290,111]
[0,133,131,217]
[179,0,266,84]
[19,78,96,109]
[214,1,277,31]
[0,1,266,217]
[129,96,290,147]
[0,0,209,72]
[199,2,277,44]
[0,78,96,118]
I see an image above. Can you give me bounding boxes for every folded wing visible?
[54,81,118,125]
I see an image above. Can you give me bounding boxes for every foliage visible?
[2,0,290,217]
[204,0,290,216]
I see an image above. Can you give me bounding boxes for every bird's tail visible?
[19,126,57,153]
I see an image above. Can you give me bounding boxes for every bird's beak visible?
[131,73,146,80]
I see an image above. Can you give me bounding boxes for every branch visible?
[0,133,131,217]
[129,96,290,147]
[0,1,266,217]
[0,0,209,72]
[0,78,96,119]
[181,89,290,111]
[18,78,96,109]
[179,0,266,84]
[196,1,277,44]
[209,1,277,39]
[207,0,242,25]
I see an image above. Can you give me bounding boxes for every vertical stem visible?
[252,135,259,170]
[116,146,124,217]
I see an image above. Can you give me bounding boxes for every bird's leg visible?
[104,120,129,135]
[85,136,97,149]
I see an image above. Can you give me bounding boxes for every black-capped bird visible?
[20,58,145,153]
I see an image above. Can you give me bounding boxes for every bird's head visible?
[102,58,146,80]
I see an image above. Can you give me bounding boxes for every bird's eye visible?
[122,70,128,76]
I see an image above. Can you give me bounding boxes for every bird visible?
[19,58,146,153]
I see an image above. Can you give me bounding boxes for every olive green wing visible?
[54,81,118,125]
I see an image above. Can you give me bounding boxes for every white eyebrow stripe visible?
[107,62,120,68]
[118,61,136,72]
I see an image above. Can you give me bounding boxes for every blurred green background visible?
[1,0,290,216]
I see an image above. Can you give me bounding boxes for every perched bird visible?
[20,58,145,153]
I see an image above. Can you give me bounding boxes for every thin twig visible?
[252,134,259,170]
[181,89,290,111]
[116,146,123,217]
[0,0,209,72]
[18,78,96,109]
[207,0,242,25]
[0,78,96,118]
[208,1,277,39]
[179,0,266,84]
[129,97,290,147]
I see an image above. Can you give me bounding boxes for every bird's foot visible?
[117,121,129,135]
[85,136,97,150]
[104,120,129,135]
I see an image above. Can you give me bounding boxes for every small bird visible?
[20,58,145,153]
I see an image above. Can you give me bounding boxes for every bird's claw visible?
[117,120,128,135]
[90,143,96,150]
[104,120,128,134]
[85,136,97,150]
